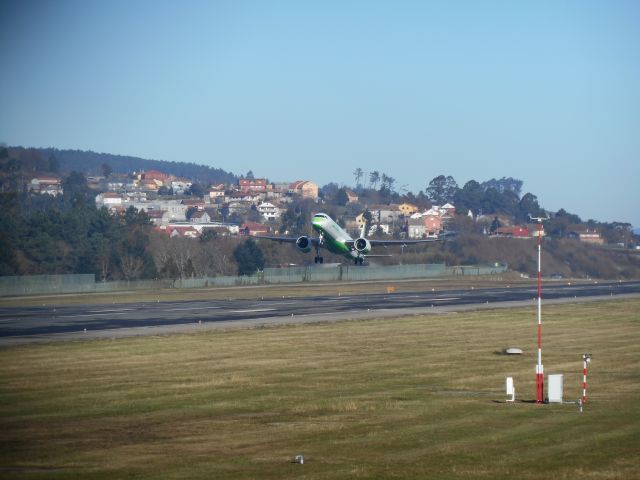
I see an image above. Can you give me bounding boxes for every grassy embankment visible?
[0,273,541,308]
[1,299,638,479]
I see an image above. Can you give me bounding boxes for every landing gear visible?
[314,239,324,264]
[354,257,364,265]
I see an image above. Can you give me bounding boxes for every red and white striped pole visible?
[531,215,546,404]
[582,353,592,405]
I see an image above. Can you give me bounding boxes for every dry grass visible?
[0,299,638,479]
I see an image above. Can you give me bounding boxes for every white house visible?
[95,192,122,207]
[257,202,281,220]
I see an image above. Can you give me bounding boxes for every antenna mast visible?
[530,214,548,404]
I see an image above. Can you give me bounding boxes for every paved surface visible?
[1,281,639,346]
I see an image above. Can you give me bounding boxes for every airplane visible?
[257,212,445,265]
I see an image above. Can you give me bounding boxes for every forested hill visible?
[22,147,238,185]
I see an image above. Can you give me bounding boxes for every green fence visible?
[0,263,508,297]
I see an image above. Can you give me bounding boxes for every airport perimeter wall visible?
[0,263,508,297]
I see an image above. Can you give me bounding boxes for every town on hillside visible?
[26,167,634,249]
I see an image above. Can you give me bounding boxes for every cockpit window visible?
[313,213,328,219]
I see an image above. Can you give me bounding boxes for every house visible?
[229,191,263,203]
[289,180,319,199]
[95,192,122,208]
[238,178,267,193]
[29,176,63,196]
[257,202,281,220]
[345,189,359,204]
[168,226,200,238]
[570,228,604,245]
[440,203,456,216]
[495,226,530,238]
[423,213,442,238]
[208,187,226,201]
[241,222,270,236]
[182,199,206,211]
[398,203,419,216]
[171,180,192,195]
[141,170,170,183]
[408,217,426,239]
[369,205,402,225]
[190,210,211,224]
[147,210,170,226]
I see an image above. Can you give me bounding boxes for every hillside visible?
[6,146,238,186]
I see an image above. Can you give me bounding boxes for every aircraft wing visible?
[367,238,442,247]
[255,235,321,246]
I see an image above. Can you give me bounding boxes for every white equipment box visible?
[548,374,563,403]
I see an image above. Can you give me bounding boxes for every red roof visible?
[142,170,169,180]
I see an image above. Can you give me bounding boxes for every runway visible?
[1,280,639,345]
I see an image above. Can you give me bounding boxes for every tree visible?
[48,154,60,173]
[245,170,255,179]
[185,206,198,220]
[233,238,265,275]
[187,182,205,197]
[426,175,458,205]
[381,173,395,192]
[101,162,113,178]
[336,188,350,206]
[353,168,364,189]
[517,193,544,224]
[62,171,92,207]
[369,171,380,190]
[454,180,484,215]
[480,177,523,196]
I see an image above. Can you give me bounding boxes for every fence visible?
[0,263,508,297]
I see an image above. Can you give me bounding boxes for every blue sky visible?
[1,1,639,226]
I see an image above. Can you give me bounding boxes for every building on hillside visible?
[423,213,442,238]
[141,170,170,183]
[190,210,211,224]
[241,222,270,236]
[398,203,419,216]
[569,228,604,245]
[345,189,359,204]
[229,191,264,203]
[147,210,170,226]
[29,176,63,196]
[171,180,192,195]
[168,226,200,238]
[122,200,188,222]
[369,205,402,225]
[495,226,530,238]
[181,199,206,211]
[440,203,456,216]
[289,180,318,199]
[408,217,426,239]
[208,186,226,201]
[238,178,267,193]
[95,192,122,208]
[257,202,281,220]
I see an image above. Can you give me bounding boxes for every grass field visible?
[1,299,639,479]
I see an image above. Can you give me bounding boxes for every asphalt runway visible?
[1,280,639,345]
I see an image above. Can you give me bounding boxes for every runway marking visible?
[429,297,461,301]
[230,308,276,313]
[164,306,221,312]
[88,308,136,313]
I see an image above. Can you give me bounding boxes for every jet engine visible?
[296,236,312,253]
[354,237,371,253]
